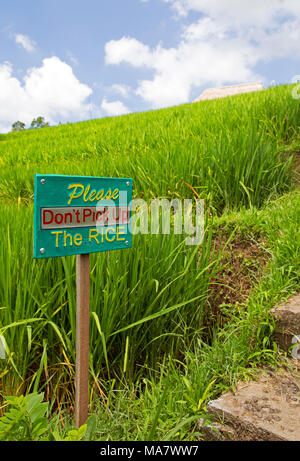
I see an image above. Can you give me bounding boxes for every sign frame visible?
[33,174,133,259]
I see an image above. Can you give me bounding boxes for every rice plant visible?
[0,83,299,410]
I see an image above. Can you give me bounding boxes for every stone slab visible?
[205,363,300,441]
[272,293,300,351]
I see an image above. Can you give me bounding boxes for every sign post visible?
[75,253,90,428]
[33,174,132,427]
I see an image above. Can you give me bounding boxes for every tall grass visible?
[50,191,300,441]
[0,203,223,406]
[0,85,299,212]
[0,83,299,409]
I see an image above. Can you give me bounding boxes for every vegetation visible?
[30,117,49,130]
[10,116,49,133]
[2,85,299,211]
[0,84,299,440]
[0,391,93,441]
[11,121,25,133]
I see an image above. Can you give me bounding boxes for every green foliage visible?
[0,84,299,210]
[11,121,25,132]
[51,416,96,441]
[0,392,48,441]
[0,84,299,440]
[0,209,220,399]
[30,116,49,129]
[0,392,97,441]
[51,424,87,441]
[48,191,299,441]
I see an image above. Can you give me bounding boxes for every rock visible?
[204,363,300,441]
[198,418,236,441]
[194,82,264,102]
[271,293,300,353]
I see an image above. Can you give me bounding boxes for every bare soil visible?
[208,233,270,316]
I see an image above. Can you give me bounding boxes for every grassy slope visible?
[49,190,300,441]
[0,84,299,211]
[0,84,299,440]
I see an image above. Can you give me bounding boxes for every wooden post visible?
[75,253,90,428]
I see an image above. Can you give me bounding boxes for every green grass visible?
[0,83,299,439]
[47,190,300,441]
[0,84,299,211]
[0,200,224,402]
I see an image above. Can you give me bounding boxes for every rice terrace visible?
[0,82,300,442]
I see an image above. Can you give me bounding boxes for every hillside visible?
[0,84,299,211]
[0,83,299,441]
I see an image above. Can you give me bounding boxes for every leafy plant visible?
[51,416,96,441]
[51,424,87,441]
[0,392,48,441]
[0,392,97,441]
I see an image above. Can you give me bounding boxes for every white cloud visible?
[105,0,300,109]
[105,35,258,109]
[66,51,79,66]
[137,41,257,107]
[101,98,130,116]
[15,34,36,53]
[182,17,227,41]
[0,57,94,132]
[105,37,153,67]
[163,0,300,24]
[110,83,131,98]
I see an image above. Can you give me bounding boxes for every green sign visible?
[34,174,133,259]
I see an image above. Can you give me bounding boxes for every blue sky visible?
[0,0,300,132]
